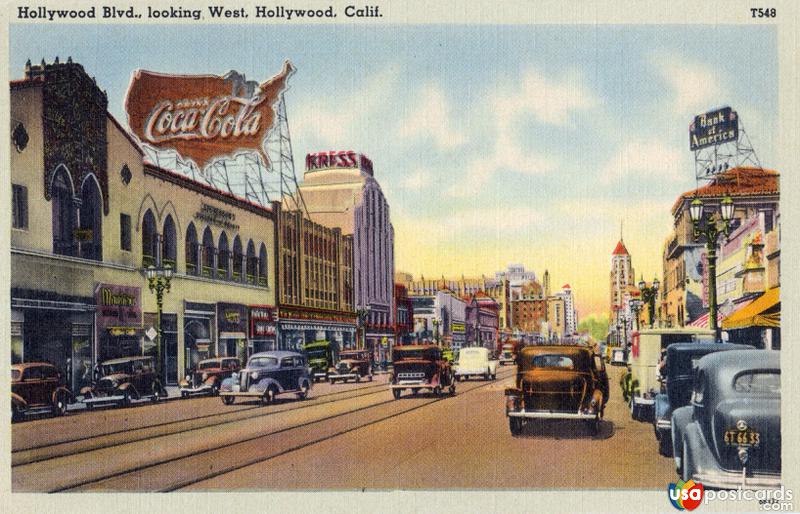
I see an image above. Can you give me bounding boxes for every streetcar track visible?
[12,382,388,466]
[48,369,515,493]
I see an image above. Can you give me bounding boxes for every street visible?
[12,365,674,492]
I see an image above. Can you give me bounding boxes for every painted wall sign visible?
[689,107,739,151]
[125,61,294,169]
[217,302,248,333]
[95,283,142,330]
[194,202,239,231]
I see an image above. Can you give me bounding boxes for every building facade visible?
[273,204,357,352]
[10,60,277,389]
[609,240,635,331]
[465,294,499,351]
[394,283,413,345]
[296,152,395,361]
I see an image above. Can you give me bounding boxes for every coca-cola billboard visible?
[125,61,294,169]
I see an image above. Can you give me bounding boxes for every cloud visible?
[446,67,597,197]
[652,53,727,115]
[400,169,432,191]
[291,64,401,151]
[599,140,686,185]
[395,84,466,150]
[396,206,542,238]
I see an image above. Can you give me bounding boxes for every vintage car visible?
[505,345,609,436]
[654,343,753,456]
[11,362,74,421]
[672,350,780,490]
[390,345,455,399]
[303,340,335,382]
[623,327,715,421]
[81,356,166,408]
[609,346,627,366]
[454,347,498,381]
[179,357,241,397]
[498,343,516,366]
[328,350,373,383]
[220,351,312,405]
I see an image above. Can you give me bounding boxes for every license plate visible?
[724,429,761,447]
[233,385,240,392]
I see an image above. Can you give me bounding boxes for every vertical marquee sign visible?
[125,61,295,169]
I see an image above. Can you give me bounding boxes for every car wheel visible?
[211,384,220,396]
[297,382,309,400]
[355,373,361,383]
[221,395,235,405]
[181,391,189,399]
[492,373,497,380]
[433,386,442,397]
[262,386,277,405]
[509,417,523,436]
[449,383,456,396]
[84,392,95,410]
[392,388,402,400]
[120,389,131,408]
[150,382,163,403]
[368,374,373,382]
[630,399,639,421]
[589,414,600,436]
[329,378,335,385]
[659,434,673,457]
[53,391,68,416]
[11,403,23,423]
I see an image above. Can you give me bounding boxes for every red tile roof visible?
[671,167,779,215]
[612,241,629,256]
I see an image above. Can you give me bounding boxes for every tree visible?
[578,315,609,342]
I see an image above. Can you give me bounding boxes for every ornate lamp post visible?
[356,307,371,351]
[638,275,660,328]
[689,195,735,339]
[630,299,643,332]
[145,265,173,380]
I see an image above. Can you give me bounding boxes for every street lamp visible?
[432,319,440,346]
[630,299,643,331]
[145,265,173,380]
[638,275,660,328]
[356,307,371,351]
[689,195,735,339]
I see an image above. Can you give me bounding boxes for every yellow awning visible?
[722,287,780,329]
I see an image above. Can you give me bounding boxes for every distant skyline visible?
[9,23,778,318]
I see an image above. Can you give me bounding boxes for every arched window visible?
[246,240,256,284]
[218,232,230,279]
[52,167,76,256]
[79,176,102,261]
[232,236,243,281]
[162,215,177,270]
[202,227,214,278]
[259,243,268,287]
[185,222,198,275]
[142,210,157,268]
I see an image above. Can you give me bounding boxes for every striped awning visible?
[722,288,780,329]
[688,298,752,329]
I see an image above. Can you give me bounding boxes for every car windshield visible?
[734,372,780,395]
[530,354,575,369]
[102,362,133,375]
[248,356,278,368]
[198,361,219,370]
[12,369,21,381]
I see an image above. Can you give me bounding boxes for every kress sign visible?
[125,61,294,169]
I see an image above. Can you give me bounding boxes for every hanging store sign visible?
[125,61,294,169]
[95,283,142,330]
[217,302,248,334]
[689,107,739,151]
[250,305,277,338]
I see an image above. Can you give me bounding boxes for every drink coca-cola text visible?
[143,95,264,143]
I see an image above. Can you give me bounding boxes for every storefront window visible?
[51,167,76,256]
[202,226,214,278]
[218,232,230,279]
[184,316,213,374]
[246,240,256,284]
[79,176,103,261]
[232,235,243,281]
[259,243,268,287]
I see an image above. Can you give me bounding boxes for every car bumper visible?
[329,373,359,380]
[82,394,125,404]
[633,396,656,406]
[507,410,597,420]
[455,369,489,376]
[694,468,782,490]
[390,381,433,389]
[180,385,213,394]
[219,390,264,397]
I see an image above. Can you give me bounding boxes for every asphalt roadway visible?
[11,364,674,492]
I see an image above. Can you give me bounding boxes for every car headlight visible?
[250,371,259,380]
[185,375,191,382]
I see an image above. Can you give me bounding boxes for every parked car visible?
[179,357,241,397]
[81,356,166,408]
[672,350,780,489]
[609,346,627,366]
[390,345,455,399]
[328,350,373,383]
[454,347,498,381]
[303,340,335,382]
[11,362,74,421]
[219,351,312,405]
[498,343,515,366]
[623,328,715,421]
[654,343,753,456]
[504,345,609,436]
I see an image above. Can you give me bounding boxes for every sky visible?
[9,23,778,318]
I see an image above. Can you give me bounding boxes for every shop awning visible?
[688,299,751,329]
[723,288,780,329]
